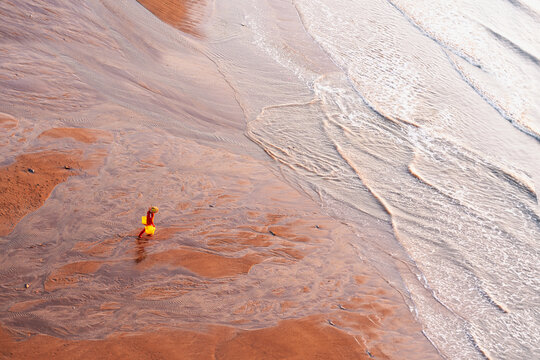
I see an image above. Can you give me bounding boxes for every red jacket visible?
[146,210,155,226]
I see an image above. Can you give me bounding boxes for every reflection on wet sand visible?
[135,237,149,264]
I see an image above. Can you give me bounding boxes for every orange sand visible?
[137,247,262,278]
[0,315,377,360]
[8,300,47,313]
[136,0,208,36]
[44,261,103,291]
[0,127,111,236]
[0,150,85,236]
[72,237,119,258]
[0,113,18,129]
[38,127,112,144]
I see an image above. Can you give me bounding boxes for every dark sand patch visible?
[136,281,203,300]
[8,299,47,313]
[0,324,231,360]
[216,315,370,359]
[0,314,379,360]
[270,247,304,260]
[72,238,118,258]
[204,229,273,249]
[135,278,210,300]
[136,0,208,37]
[44,261,103,291]
[100,302,123,311]
[137,247,262,278]
[38,127,112,144]
[0,151,86,236]
[0,127,111,236]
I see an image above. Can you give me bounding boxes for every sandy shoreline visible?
[0,0,440,358]
[0,314,371,359]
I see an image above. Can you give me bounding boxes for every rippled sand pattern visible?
[136,0,209,37]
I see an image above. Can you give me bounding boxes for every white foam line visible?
[385,0,484,69]
[444,51,540,143]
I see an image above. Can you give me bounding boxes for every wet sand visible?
[0,150,83,236]
[0,133,439,358]
[0,315,371,359]
[0,0,441,358]
[136,0,209,37]
[0,125,110,236]
[38,128,112,145]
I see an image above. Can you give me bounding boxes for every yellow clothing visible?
[144,225,155,235]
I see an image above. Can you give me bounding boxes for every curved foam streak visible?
[385,0,484,69]
[444,52,540,142]
[482,25,540,66]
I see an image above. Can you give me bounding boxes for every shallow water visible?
[206,0,540,358]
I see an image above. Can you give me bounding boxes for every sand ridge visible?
[0,113,18,130]
[44,261,103,292]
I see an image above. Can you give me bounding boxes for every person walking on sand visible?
[138,206,159,238]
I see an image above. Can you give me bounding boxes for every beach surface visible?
[0,0,441,358]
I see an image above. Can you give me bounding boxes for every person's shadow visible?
[135,237,149,264]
